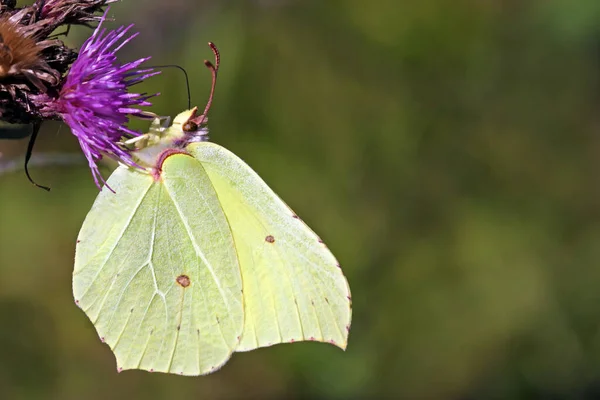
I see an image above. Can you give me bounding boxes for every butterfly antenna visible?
[196,42,220,126]
[148,64,192,109]
[24,121,51,191]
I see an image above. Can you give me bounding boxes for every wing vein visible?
[162,179,231,311]
[77,179,154,301]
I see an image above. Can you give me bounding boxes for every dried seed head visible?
[0,0,112,124]
[0,17,62,123]
[0,18,45,79]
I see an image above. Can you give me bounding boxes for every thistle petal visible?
[40,10,159,189]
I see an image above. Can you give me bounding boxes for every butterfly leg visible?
[120,134,151,149]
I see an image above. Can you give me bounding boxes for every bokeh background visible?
[2,0,600,398]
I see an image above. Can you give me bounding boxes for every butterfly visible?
[72,44,352,375]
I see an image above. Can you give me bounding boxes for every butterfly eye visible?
[183,121,198,132]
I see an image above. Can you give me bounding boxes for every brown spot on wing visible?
[176,274,191,288]
[265,235,275,243]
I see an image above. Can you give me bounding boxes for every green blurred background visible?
[2,0,600,398]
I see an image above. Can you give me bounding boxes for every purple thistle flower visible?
[40,11,159,189]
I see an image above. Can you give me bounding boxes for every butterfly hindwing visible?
[187,142,352,351]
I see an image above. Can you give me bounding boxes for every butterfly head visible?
[119,43,220,170]
[177,107,210,144]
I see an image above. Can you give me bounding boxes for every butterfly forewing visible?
[74,158,244,375]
